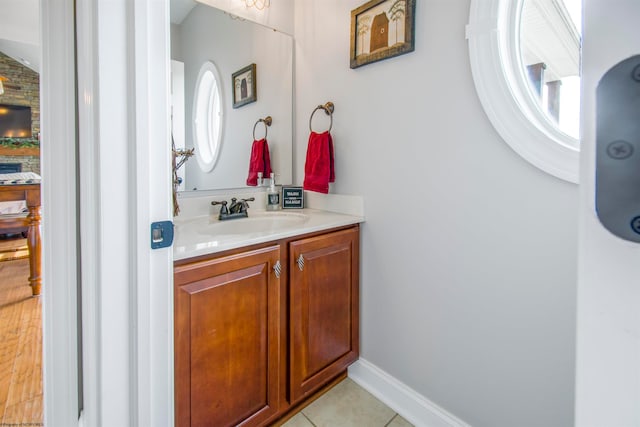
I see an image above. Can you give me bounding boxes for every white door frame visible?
[43,0,173,425]
[576,1,640,425]
[41,0,80,425]
[130,1,174,425]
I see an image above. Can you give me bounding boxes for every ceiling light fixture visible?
[243,0,270,10]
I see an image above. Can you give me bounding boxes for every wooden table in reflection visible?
[0,184,42,296]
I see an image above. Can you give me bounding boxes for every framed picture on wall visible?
[232,63,257,108]
[350,0,416,69]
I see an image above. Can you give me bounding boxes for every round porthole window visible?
[467,0,581,183]
[193,61,224,173]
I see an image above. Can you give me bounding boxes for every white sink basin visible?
[181,212,309,237]
[173,207,363,261]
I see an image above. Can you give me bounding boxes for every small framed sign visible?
[282,186,304,209]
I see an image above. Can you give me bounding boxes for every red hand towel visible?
[246,138,272,186]
[303,131,335,194]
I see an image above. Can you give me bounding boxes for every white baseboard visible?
[348,359,472,427]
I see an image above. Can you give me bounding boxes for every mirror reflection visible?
[520,0,581,139]
[193,61,224,173]
[170,0,293,191]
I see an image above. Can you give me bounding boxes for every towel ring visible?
[253,116,272,140]
[309,102,334,133]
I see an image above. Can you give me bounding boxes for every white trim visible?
[348,359,471,427]
[132,1,174,425]
[193,60,225,173]
[575,1,640,424]
[74,1,174,425]
[467,0,580,183]
[84,0,136,424]
[41,0,81,426]
[75,0,101,424]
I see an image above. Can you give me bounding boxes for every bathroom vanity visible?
[173,206,362,426]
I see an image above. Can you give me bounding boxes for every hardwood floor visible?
[0,257,43,425]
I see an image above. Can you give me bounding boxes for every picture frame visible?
[350,0,416,69]
[232,63,257,108]
[281,186,304,209]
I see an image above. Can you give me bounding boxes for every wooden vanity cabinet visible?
[174,225,360,426]
[174,245,284,427]
[288,227,360,403]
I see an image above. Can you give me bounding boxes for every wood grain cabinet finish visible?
[174,225,359,426]
[174,245,283,427]
[288,228,360,403]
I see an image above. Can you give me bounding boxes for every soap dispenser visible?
[266,173,281,211]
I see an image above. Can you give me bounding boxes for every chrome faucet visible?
[211,197,255,220]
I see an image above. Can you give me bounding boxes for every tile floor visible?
[282,378,413,427]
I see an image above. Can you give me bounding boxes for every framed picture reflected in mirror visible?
[232,63,257,108]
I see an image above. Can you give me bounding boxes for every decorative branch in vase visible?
[172,138,194,216]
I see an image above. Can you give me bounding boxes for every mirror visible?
[170,1,293,191]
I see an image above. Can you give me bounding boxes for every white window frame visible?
[193,61,224,173]
[466,0,580,183]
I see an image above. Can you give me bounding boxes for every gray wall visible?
[293,1,578,426]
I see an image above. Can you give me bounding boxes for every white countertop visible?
[173,208,364,261]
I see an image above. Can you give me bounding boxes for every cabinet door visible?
[174,245,283,427]
[289,227,359,402]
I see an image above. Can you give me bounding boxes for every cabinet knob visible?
[297,254,305,271]
[273,260,282,278]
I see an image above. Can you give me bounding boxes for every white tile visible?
[387,414,414,427]
[281,412,314,427]
[303,378,396,427]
